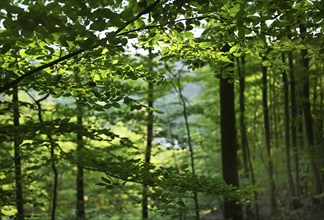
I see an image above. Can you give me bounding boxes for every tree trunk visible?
[261,57,277,212]
[282,54,296,197]
[288,51,301,197]
[237,56,260,220]
[237,56,249,177]
[34,94,58,220]
[300,25,323,194]
[13,86,24,220]
[49,136,58,220]
[176,74,200,220]
[142,82,154,220]
[219,44,242,220]
[76,109,85,220]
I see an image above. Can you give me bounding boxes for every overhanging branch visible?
[0,0,161,93]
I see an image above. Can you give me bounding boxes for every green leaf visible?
[109,17,124,28]
[95,182,107,186]
[262,60,271,67]
[228,4,240,17]
[181,164,189,170]
[152,108,164,114]
[199,41,212,48]
[177,201,186,207]
[2,205,17,216]
[123,96,134,105]
[101,176,111,184]
[229,45,239,53]
[112,102,121,108]
[237,29,245,39]
[121,8,133,20]
[219,56,232,63]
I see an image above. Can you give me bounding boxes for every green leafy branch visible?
[0,0,161,93]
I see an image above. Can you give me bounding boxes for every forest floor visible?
[200,194,324,220]
[257,200,324,220]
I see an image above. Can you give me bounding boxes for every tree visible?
[237,55,260,219]
[219,44,243,220]
[76,104,85,220]
[168,67,200,220]
[12,86,24,220]
[300,25,323,194]
[142,50,154,220]
[281,53,296,197]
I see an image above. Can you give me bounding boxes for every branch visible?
[0,0,161,93]
[116,0,161,34]
[118,15,221,36]
[0,49,85,93]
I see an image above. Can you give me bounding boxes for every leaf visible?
[177,201,186,207]
[112,102,121,108]
[121,8,133,20]
[2,205,17,216]
[199,41,212,48]
[152,108,164,114]
[181,164,189,170]
[109,17,124,28]
[95,182,107,186]
[123,96,134,105]
[228,4,240,17]
[101,176,111,184]
[219,56,232,63]
[237,29,245,39]
[262,60,271,67]
[106,32,121,45]
[229,45,239,53]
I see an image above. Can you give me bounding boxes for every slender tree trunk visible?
[219,44,242,220]
[300,25,323,194]
[261,57,277,212]
[237,56,260,220]
[76,108,85,220]
[49,136,58,220]
[176,75,200,220]
[282,54,296,197]
[34,94,58,220]
[237,57,249,177]
[288,51,301,197]
[297,94,306,195]
[13,86,24,220]
[317,75,324,183]
[142,82,154,220]
[269,74,280,152]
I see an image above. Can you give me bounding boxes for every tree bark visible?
[34,94,58,220]
[13,86,24,220]
[220,44,242,220]
[176,74,200,220]
[237,56,249,177]
[237,56,260,220]
[282,54,296,197]
[288,51,301,197]
[261,57,277,212]
[142,81,154,220]
[300,25,323,194]
[76,108,85,220]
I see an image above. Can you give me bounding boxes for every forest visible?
[0,0,323,219]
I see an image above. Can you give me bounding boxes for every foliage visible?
[0,0,323,219]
